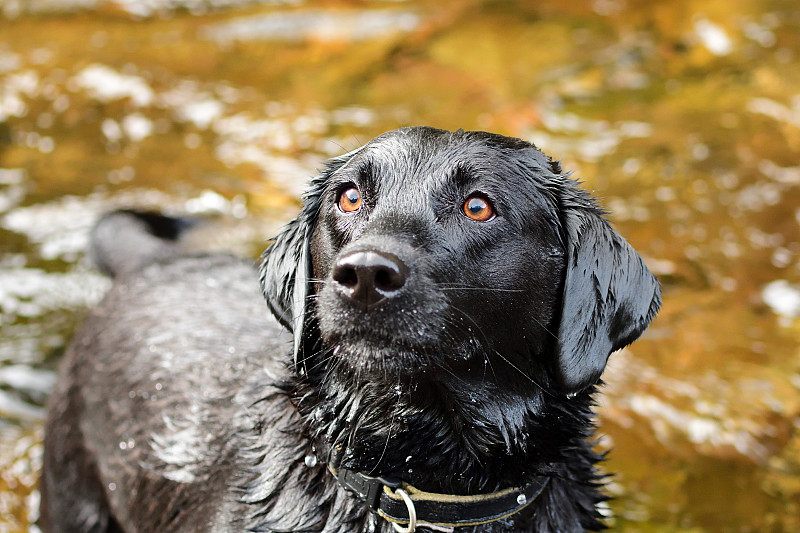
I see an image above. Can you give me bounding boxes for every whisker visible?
[436,285,526,293]
[523,314,560,341]
[326,139,347,153]
[368,397,398,476]
[304,350,336,373]
[433,359,471,387]
[444,307,554,394]
[447,306,492,348]
[490,348,558,399]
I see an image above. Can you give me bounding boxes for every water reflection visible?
[1,0,799,531]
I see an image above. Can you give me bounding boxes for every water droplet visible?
[517,494,527,505]
[108,483,117,491]
[304,454,318,468]
[119,441,127,450]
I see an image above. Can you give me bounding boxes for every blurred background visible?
[1,0,799,531]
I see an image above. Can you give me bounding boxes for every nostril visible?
[332,264,358,289]
[374,266,405,292]
[374,269,391,290]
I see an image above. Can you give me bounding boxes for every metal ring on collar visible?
[390,488,417,533]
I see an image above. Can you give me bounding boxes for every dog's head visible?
[261,127,660,395]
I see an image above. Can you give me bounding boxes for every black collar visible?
[328,464,550,532]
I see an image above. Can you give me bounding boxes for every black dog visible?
[40,127,660,532]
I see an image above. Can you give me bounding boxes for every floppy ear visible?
[260,213,312,367]
[259,151,357,370]
[555,202,661,394]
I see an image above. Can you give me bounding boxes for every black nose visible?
[332,250,409,310]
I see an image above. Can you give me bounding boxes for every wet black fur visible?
[40,127,660,532]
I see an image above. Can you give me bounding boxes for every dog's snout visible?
[332,250,408,309]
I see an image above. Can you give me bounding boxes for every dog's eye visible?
[338,187,362,213]
[463,195,495,221]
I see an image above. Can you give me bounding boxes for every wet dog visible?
[40,127,660,532]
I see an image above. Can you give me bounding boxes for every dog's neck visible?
[292,356,598,496]
[239,353,608,532]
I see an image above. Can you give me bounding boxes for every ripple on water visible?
[200,9,421,43]
[0,268,110,318]
[601,350,789,463]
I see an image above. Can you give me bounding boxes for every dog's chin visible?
[324,338,437,382]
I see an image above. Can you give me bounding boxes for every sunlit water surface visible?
[1,1,799,531]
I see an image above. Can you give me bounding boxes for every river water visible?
[1,0,799,531]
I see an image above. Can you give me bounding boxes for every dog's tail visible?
[89,209,196,278]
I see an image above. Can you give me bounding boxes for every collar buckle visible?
[330,465,401,512]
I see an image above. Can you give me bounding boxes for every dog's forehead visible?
[352,127,553,186]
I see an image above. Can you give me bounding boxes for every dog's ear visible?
[259,151,356,369]
[555,201,661,394]
[260,213,311,362]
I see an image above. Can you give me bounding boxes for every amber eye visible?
[338,187,362,213]
[463,196,495,221]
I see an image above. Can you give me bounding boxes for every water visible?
[1,0,799,531]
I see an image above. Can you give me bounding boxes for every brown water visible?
[1,1,799,531]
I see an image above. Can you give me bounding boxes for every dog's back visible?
[40,211,290,532]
